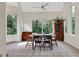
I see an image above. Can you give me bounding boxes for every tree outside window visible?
[7,15,17,35]
[32,20,52,34]
[71,3,75,34]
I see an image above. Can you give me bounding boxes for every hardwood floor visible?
[7,41,79,57]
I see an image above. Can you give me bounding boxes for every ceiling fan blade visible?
[43,3,48,7]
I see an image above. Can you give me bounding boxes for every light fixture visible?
[54,17,65,23]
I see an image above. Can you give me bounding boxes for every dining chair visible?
[43,36,52,50]
[32,36,42,50]
[52,35,58,47]
[26,35,33,47]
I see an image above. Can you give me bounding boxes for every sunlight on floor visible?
[17,41,32,46]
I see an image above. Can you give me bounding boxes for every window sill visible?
[6,34,17,36]
[69,34,75,37]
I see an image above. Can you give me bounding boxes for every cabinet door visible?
[54,20,64,41]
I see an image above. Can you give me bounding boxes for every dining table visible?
[32,33,54,50]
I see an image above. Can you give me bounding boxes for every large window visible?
[71,3,75,35]
[43,20,52,34]
[7,15,17,35]
[32,20,42,33]
[32,20,52,34]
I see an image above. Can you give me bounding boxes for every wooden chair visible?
[32,36,42,50]
[26,35,33,47]
[52,35,58,47]
[43,36,52,50]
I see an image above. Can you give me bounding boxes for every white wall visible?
[62,2,79,49]
[6,5,23,43]
[0,3,6,56]
[23,12,62,32]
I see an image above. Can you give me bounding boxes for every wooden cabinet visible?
[54,20,64,41]
[22,32,32,41]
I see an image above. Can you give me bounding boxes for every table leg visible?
[50,41,53,50]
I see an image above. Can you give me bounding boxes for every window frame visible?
[71,3,76,36]
[6,14,17,36]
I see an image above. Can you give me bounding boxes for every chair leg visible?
[32,42,36,50]
[43,43,45,50]
[55,41,58,47]
[50,42,53,50]
[39,43,41,50]
[49,43,51,50]
[33,44,36,50]
[26,41,29,47]
[32,44,35,50]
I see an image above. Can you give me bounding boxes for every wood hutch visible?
[22,32,32,41]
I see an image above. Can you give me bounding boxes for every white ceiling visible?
[6,2,19,7]
[6,2,65,12]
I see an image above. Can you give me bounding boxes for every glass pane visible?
[71,4,75,34]
[32,20,52,34]
[72,17,75,34]
[32,20,42,33]
[7,15,17,35]
[43,20,52,34]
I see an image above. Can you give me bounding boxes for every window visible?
[71,3,75,35]
[7,15,17,35]
[32,20,52,34]
[32,20,42,33]
[43,20,52,34]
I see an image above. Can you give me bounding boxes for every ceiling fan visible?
[34,3,49,10]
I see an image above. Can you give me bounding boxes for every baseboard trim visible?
[64,41,79,50]
[6,41,21,44]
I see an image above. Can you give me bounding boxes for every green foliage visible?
[32,20,52,34]
[72,17,75,34]
[43,20,52,33]
[7,15,17,35]
[32,20,42,33]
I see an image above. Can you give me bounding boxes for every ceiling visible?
[6,2,65,12]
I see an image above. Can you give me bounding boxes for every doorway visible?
[54,20,64,41]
